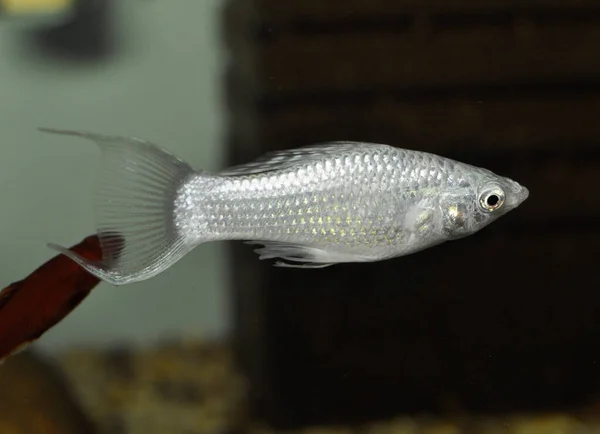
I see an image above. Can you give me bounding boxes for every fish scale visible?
[40,128,529,285]
[206,152,430,250]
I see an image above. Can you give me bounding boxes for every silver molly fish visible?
[40,128,529,286]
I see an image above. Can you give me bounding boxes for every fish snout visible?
[505,180,529,208]
[518,185,530,203]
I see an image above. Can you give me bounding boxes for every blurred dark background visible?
[1,0,599,433]
[224,0,600,429]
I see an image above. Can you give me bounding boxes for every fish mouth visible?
[506,181,529,208]
[519,185,530,202]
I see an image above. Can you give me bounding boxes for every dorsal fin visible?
[219,142,375,176]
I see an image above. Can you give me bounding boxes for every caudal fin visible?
[40,128,199,285]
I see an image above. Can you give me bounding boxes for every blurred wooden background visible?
[223,0,600,429]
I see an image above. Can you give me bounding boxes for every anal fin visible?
[273,260,333,269]
[245,240,366,268]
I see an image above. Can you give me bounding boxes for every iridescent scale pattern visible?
[179,145,476,260]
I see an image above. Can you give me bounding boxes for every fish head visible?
[438,172,529,240]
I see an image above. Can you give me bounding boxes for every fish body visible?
[41,129,528,285]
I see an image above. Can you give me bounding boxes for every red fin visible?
[0,234,118,363]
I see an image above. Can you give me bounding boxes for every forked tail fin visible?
[40,128,199,285]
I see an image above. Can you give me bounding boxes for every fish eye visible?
[479,187,505,212]
[486,194,499,206]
